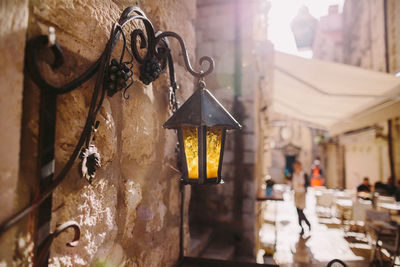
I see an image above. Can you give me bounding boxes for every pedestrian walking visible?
[292,160,311,236]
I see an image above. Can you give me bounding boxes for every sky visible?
[268,0,344,58]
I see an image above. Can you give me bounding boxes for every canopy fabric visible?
[272,51,400,135]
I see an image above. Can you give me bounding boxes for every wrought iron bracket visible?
[0,6,215,266]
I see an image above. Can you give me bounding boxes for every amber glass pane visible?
[182,127,199,179]
[206,127,223,178]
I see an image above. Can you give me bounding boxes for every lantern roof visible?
[163,87,242,129]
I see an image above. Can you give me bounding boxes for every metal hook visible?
[48,27,56,46]
[36,221,80,267]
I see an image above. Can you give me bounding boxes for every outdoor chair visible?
[350,199,372,232]
[379,225,400,266]
[366,209,399,266]
[377,195,397,204]
[316,190,335,217]
[376,195,397,211]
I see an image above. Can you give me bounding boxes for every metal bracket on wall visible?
[36,83,57,267]
[36,221,80,267]
[0,6,214,266]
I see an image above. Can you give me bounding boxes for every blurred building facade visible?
[312,0,400,189]
[312,5,343,63]
[264,114,325,184]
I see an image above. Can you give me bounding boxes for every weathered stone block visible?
[242,197,255,215]
[243,180,256,197]
[243,133,256,152]
[0,0,29,265]
[242,118,255,134]
[196,41,214,61]
[244,151,255,164]
[222,150,234,163]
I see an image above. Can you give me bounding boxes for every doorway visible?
[285,155,296,177]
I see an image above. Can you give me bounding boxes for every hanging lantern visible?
[290,6,317,50]
[163,81,241,185]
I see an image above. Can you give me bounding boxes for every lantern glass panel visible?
[206,127,223,178]
[182,127,199,179]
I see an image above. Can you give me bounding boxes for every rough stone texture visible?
[342,0,386,72]
[191,0,272,261]
[312,5,343,63]
[0,0,29,265]
[314,0,400,73]
[387,0,400,73]
[0,0,197,266]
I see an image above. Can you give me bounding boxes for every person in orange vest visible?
[310,158,324,187]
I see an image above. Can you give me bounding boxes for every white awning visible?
[272,51,400,135]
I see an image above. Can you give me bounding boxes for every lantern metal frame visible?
[164,81,242,185]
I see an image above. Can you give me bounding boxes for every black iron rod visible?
[35,91,57,267]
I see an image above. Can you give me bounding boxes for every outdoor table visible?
[334,191,348,197]
[357,191,372,200]
[256,195,284,201]
[335,199,353,207]
[377,195,396,202]
[257,191,284,251]
[378,202,400,211]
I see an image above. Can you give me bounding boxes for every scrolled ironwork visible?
[154,31,214,78]
[0,6,215,258]
[36,221,80,267]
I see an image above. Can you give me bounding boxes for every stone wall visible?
[0,0,29,265]
[191,0,272,260]
[387,0,400,73]
[313,0,400,74]
[342,0,386,72]
[190,0,239,253]
[314,0,400,74]
[312,5,343,63]
[0,0,197,266]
